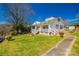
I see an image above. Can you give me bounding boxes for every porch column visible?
[39,26,42,34]
[48,24,50,35]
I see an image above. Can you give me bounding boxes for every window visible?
[56,24,59,29]
[36,26,40,30]
[60,25,63,29]
[42,25,48,29]
[32,26,35,29]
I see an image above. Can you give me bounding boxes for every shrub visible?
[6,35,15,41]
[59,32,64,37]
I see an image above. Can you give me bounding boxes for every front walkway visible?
[46,32,75,56]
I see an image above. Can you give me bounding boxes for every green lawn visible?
[70,30,79,56]
[0,34,61,56]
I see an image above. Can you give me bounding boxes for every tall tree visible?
[4,4,34,34]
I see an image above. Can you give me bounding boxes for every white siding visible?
[31,19,64,35]
[48,21,64,35]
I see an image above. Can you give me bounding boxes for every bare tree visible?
[5,4,34,34]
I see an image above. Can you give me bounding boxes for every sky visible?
[0,3,79,25]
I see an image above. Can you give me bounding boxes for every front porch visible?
[31,24,49,35]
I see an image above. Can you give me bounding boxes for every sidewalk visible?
[46,32,75,56]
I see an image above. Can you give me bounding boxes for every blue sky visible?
[0,3,79,25]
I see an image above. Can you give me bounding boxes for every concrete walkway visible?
[46,32,75,56]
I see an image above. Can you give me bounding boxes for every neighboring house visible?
[31,17,65,35]
[68,25,79,32]
[69,26,75,32]
[69,26,75,30]
[75,24,79,30]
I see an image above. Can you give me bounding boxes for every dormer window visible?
[58,18,61,21]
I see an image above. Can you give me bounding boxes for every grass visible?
[0,34,61,56]
[69,30,79,56]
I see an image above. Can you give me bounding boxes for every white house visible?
[31,17,65,35]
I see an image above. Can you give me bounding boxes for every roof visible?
[32,17,64,26]
[32,21,40,25]
[45,17,56,21]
